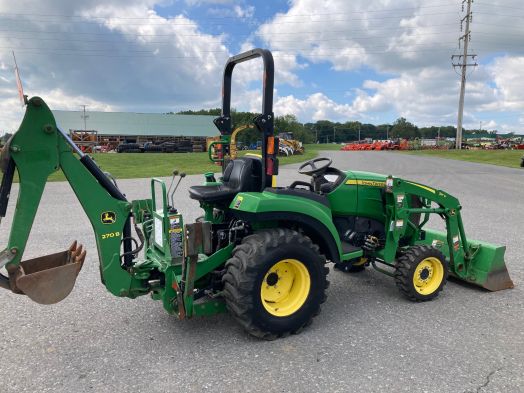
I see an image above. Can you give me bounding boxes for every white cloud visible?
[276,92,356,121]
[253,0,524,129]
[0,85,116,132]
[233,5,254,18]
[0,0,230,130]
[0,89,25,133]
[487,56,524,111]
[481,120,497,129]
[348,67,494,125]
[45,88,116,112]
[185,0,234,6]
[206,3,255,20]
[256,0,459,74]
[231,89,357,122]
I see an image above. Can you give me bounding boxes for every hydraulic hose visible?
[0,158,15,220]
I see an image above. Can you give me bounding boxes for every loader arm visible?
[382,177,513,291]
[0,97,146,302]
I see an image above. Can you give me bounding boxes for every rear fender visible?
[230,191,342,263]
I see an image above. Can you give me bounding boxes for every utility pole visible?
[333,126,336,143]
[386,125,389,140]
[358,124,361,142]
[80,105,89,131]
[452,0,477,149]
[479,120,482,133]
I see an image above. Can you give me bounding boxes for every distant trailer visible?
[421,139,437,146]
[69,129,98,153]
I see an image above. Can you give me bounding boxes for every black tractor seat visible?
[189,156,263,204]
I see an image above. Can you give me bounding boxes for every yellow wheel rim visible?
[353,257,368,267]
[412,257,444,295]
[260,259,311,317]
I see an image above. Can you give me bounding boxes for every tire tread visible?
[222,228,328,340]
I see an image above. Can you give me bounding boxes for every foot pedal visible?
[10,241,86,304]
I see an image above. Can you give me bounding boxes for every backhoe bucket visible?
[422,230,514,291]
[9,241,86,304]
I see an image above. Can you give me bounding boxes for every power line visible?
[476,1,524,12]
[474,31,524,38]
[0,47,459,59]
[3,26,514,52]
[0,31,520,60]
[3,36,522,60]
[2,21,518,39]
[0,31,461,45]
[0,11,462,27]
[0,39,463,52]
[474,11,524,19]
[0,4,460,21]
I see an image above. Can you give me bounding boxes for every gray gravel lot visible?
[1,151,523,393]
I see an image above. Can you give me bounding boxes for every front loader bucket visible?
[465,238,514,291]
[422,230,514,291]
[8,241,86,304]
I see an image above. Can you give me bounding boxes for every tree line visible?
[175,109,495,144]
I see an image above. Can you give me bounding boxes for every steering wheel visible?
[298,157,332,176]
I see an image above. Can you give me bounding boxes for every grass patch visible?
[303,143,342,152]
[402,149,523,168]
[42,147,320,182]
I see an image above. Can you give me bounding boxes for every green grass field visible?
[303,143,342,152]
[43,144,333,181]
[402,149,523,169]
[37,144,522,182]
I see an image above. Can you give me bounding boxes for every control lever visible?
[170,172,186,210]
[167,169,179,202]
[168,171,186,209]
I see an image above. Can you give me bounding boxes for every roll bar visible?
[213,48,274,136]
[213,48,278,189]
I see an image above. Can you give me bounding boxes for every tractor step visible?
[6,241,86,304]
[341,241,361,254]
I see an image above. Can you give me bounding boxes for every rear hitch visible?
[3,241,86,304]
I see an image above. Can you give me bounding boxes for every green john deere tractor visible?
[0,49,513,339]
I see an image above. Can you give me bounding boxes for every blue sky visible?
[0,0,523,133]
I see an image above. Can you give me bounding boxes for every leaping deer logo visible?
[101,211,116,224]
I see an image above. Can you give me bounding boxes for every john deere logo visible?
[234,196,243,209]
[101,211,116,224]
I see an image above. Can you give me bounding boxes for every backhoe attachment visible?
[0,96,143,304]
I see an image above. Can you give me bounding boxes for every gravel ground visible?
[1,151,522,393]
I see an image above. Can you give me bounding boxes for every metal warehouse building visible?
[52,110,217,152]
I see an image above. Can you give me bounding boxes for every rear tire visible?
[394,245,448,302]
[222,229,329,340]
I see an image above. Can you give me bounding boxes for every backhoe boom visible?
[0,97,146,302]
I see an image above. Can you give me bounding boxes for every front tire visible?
[394,245,448,302]
[222,229,329,340]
